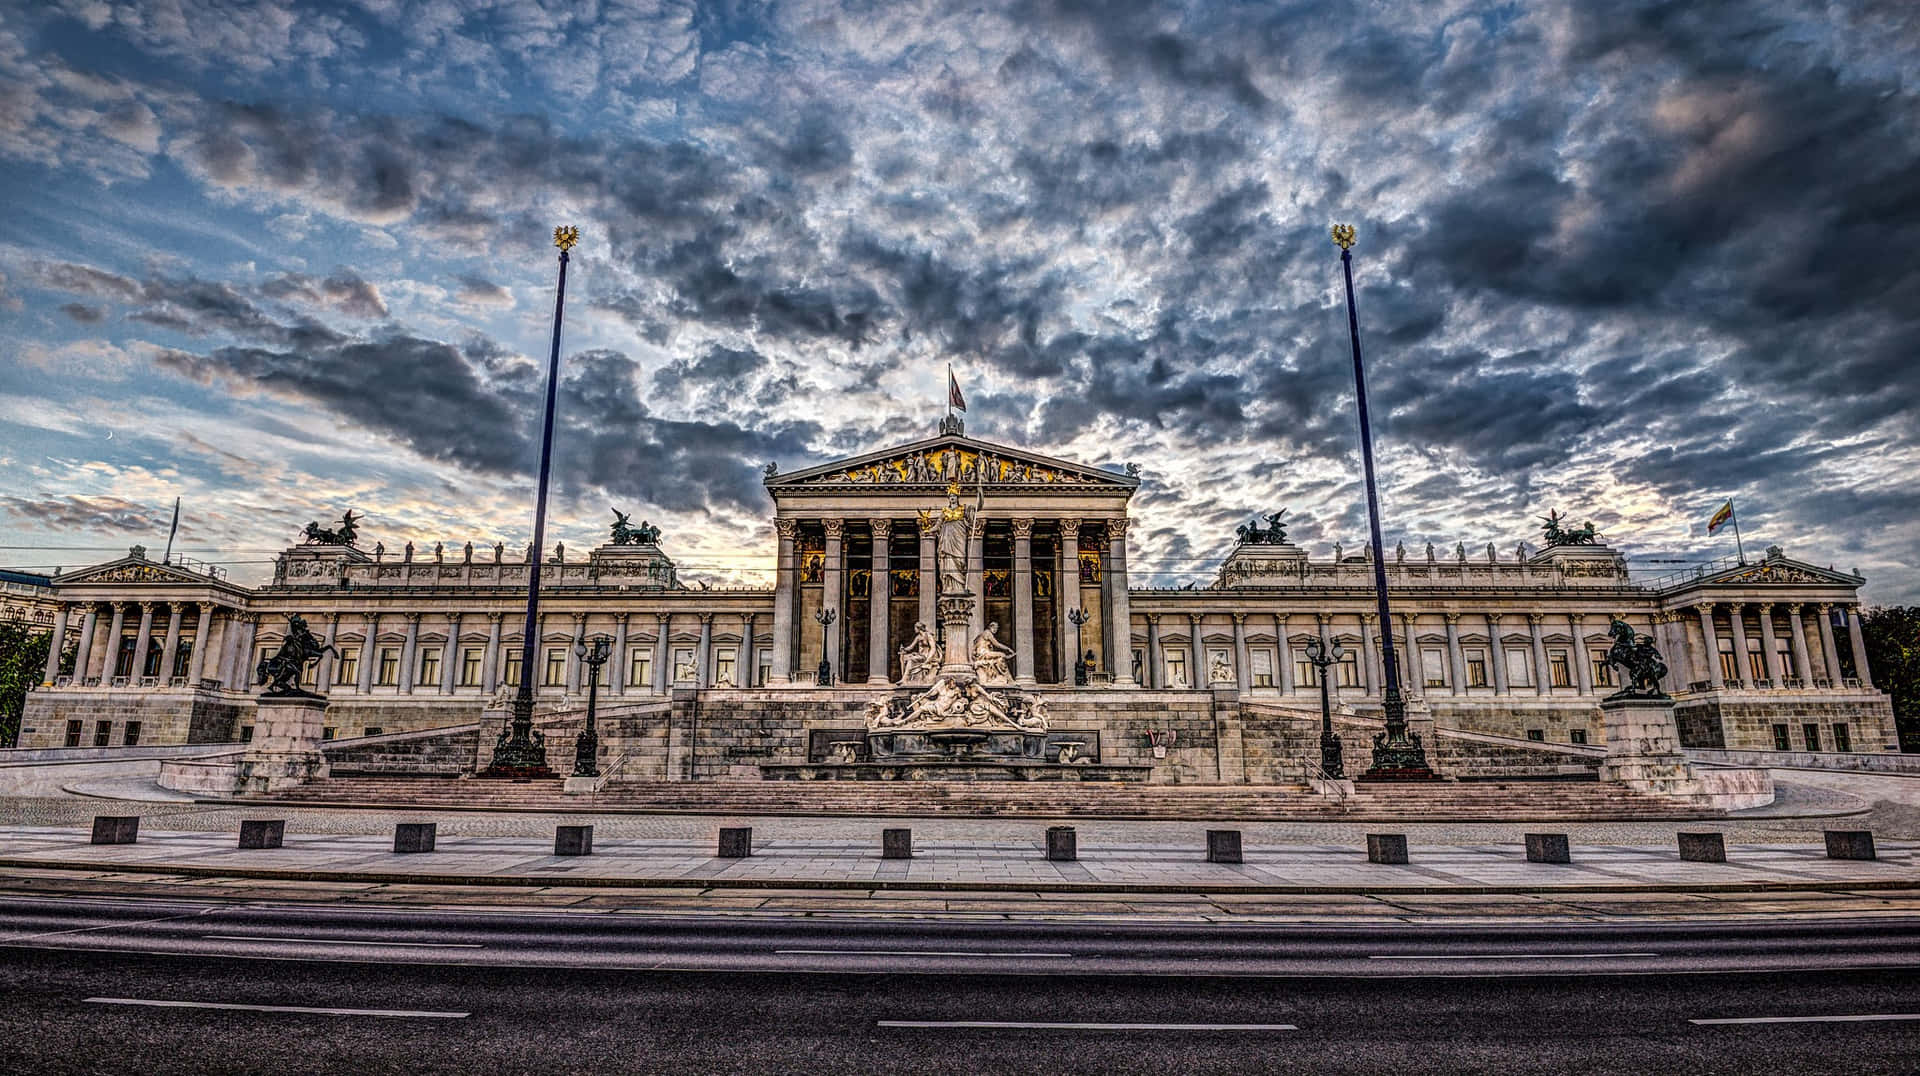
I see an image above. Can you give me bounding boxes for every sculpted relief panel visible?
[794,447,1107,487]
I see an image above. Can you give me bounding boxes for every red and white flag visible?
[948,367,966,412]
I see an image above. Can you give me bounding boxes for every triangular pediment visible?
[1695,556,1862,587]
[55,555,223,586]
[767,434,1139,492]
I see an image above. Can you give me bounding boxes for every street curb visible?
[1,856,1914,897]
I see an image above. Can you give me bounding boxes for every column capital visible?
[1010,517,1033,539]
[612,611,630,624]
[1755,601,1773,613]
[1786,602,1803,613]
[1361,612,1377,625]
[1726,601,1744,612]
[698,612,715,624]
[1146,612,1162,625]
[1232,611,1247,624]
[570,612,587,626]
[1188,612,1202,625]
[1527,611,1545,625]
[1444,612,1461,624]
[1695,601,1717,615]
[1107,517,1130,539]
[487,611,505,623]
[823,518,844,539]
[138,600,157,612]
[656,611,671,626]
[404,611,423,623]
[1486,612,1503,624]
[1815,602,1833,612]
[1567,612,1583,627]
[326,611,341,625]
[1058,517,1082,533]
[774,518,798,540]
[870,517,892,538]
[1316,611,1333,625]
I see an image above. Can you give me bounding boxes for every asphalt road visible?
[3,896,1920,1073]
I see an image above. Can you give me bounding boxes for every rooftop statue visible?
[302,510,360,546]
[1235,509,1289,546]
[1603,616,1670,700]
[609,509,661,545]
[1540,509,1601,546]
[255,613,337,699]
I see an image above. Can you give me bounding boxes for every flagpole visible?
[162,497,180,565]
[1730,500,1746,564]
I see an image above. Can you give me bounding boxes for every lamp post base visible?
[1357,693,1438,781]
[482,697,554,778]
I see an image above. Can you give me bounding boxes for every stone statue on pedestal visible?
[255,613,336,699]
[922,481,982,596]
[1603,617,1669,700]
[971,623,1015,684]
[897,622,938,683]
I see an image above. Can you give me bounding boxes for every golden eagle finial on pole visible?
[553,225,580,252]
[1330,222,1356,251]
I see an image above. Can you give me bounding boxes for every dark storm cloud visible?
[1016,0,1270,112]
[453,274,512,307]
[261,270,390,318]
[59,303,103,323]
[1,495,168,533]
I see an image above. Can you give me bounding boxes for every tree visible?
[1861,606,1920,753]
[0,622,53,748]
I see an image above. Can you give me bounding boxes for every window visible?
[1166,652,1189,689]
[1422,648,1447,688]
[1336,650,1360,688]
[673,648,696,683]
[1250,649,1274,688]
[1591,655,1615,688]
[64,720,82,747]
[363,727,383,737]
[714,647,737,688]
[460,647,482,687]
[544,647,566,686]
[1569,729,1588,745]
[239,726,254,743]
[629,651,652,691]
[376,647,399,686]
[757,649,772,687]
[504,648,523,687]
[322,727,336,740]
[1771,723,1791,751]
[1718,647,1740,682]
[1802,724,1821,752]
[1833,723,1851,752]
[123,721,141,746]
[1549,649,1572,688]
[1294,650,1317,689]
[1466,649,1489,688]
[1505,648,1532,688]
[1526,729,1545,742]
[418,647,441,689]
[336,647,359,688]
[1747,648,1766,682]
[172,639,194,680]
[300,650,318,687]
[142,639,164,679]
[94,720,112,747]
[1775,646,1794,680]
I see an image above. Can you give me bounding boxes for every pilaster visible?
[1107,517,1135,686]
[771,518,797,684]
[1011,517,1036,684]
[823,518,845,681]
[870,518,893,684]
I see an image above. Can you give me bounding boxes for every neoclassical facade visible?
[17,423,1897,756]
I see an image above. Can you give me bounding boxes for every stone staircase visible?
[248,774,1720,821]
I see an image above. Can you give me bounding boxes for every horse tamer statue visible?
[255,613,337,699]
[1602,616,1669,700]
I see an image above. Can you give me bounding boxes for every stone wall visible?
[1677,692,1898,752]
[19,687,249,748]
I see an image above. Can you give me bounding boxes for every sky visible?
[0,0,1915,601]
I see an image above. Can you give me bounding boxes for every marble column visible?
[1399,612,1422,697]
[1232,612,1251,692]
[185,604,211,684]
[1011,518,1036,684]
[1487,613,1509,694]
[357,613,379,694]
[400,612,422,694]
[1787,603,1812,687]
[770,518,796,684]
[1058,519,1081,683]
[1845,605,1873,687]
[1725,603,1751,688]
[482,612,504,693]
[966,519,985,640]
[741,613,757,686]
[41,603,70,684]
[1145,614,1163,689]
[1696,604,1724,690]
[229,614,258,689]
[440,613,462,695]
[870,518,893,684]
[72,603,99,683]
[1107,518,1136,686]
[1814,604,1842,686]
[823,519,845,681]
[160,603,186,683]
[1570,614,1592,695]
[696,613,713,688]
[1359,614,1379,695]
[130,602,155,682]
[1188,613,1203,689]
[1277,614,1295,694]
[653,612,671,693]
[1528,612,1549,695]
[317,612,341,692]
[104,603,128,680]
[611,613,629,695]
[917,519,937,641]
[1756,604,1780,687]
[1445,613,1466,694]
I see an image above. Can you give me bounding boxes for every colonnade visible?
[41,600,250,689]
[1664,601,1871,691]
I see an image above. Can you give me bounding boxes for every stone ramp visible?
[244,774,1722,821]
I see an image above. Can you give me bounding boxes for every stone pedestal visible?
[234,695,330,796]
[554,825,594,856]
[1524,833,1571,864]
[718,826,753,858]
[936,593,977,681]
[1366,833,1408,864]
[882,828,913,859]
[1046,826,1077,862]
[1598,695,1700,792]
[1206,829,1243,864]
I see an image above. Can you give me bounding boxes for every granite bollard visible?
[718,826,753,858]
[238,820,285,849]
[882,828,913,859]
[90,816,139,845]
[1366,833,1408,864]
[555,825,594,856]
[393,822,437,853]
[1046,826,1077,862]
[1525,833,1571,864]
[1677,832,1726,863]
[1824,830,1876,861]
[1206,829,1243,864]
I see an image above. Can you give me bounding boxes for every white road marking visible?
[85,998,468,1018]
[777,949,1072,958]
[201,935,482,949]
[879,1021,1297,1031]
[1689,1013,1920,1026]
[1367,952,1658,961]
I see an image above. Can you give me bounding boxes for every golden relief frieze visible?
[791,447,1107,487]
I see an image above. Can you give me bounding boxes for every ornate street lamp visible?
[814,607,837,687]
[1068,606,1091,686]
[1303,637,1346,779]
[485,225,580,779]
[573,632,611,778]
[1332,223,1434,779]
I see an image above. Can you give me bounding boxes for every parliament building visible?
[18,420,1898,767]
